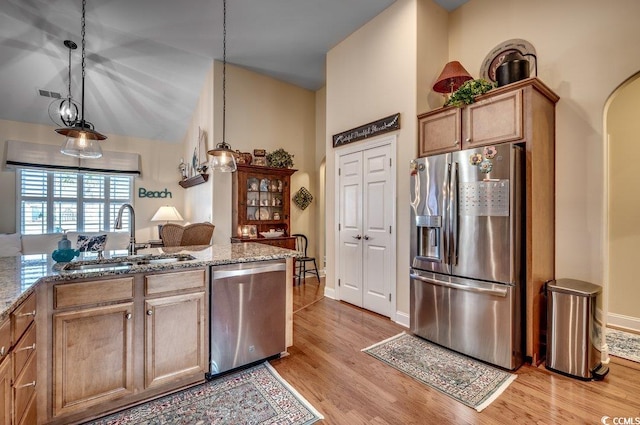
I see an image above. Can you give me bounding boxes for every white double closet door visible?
[337,138,395,318]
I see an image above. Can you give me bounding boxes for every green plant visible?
[266,148,294,168]
[444,79,495,108]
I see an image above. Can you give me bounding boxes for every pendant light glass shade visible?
[207,0,237,173]
[57,0,106,159]
[209,141,237,172]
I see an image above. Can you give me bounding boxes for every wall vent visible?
[38,89,62,99]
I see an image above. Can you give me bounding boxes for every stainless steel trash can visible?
[546,279,609,380]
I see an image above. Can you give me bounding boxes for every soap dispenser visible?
[52,232,79,263]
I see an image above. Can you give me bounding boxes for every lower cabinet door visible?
[53,302,134,417]
[0,358,10,425]
[145,292,206,388]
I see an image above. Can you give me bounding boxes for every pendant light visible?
[57,0,106,159]
[207,0,237,173]
[48,39,80,127]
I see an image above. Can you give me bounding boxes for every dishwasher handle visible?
[213,262,286,279]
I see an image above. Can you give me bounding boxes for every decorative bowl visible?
[259,231,284,238]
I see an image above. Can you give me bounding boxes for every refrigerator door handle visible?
[450,162,459,266]
[410,272,508,297]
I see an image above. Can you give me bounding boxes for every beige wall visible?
[326,0,448,317]
[0,119,184,242]
[448,0,640,327]
[607,74,640,327]
[182,61,318,253]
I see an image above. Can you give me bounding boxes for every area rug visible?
[362,332,516,412]
[606,328,640,363]
[85,362,323,425]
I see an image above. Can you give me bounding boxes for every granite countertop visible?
[0,243,298,321]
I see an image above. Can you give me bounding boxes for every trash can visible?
[546,279,609,380]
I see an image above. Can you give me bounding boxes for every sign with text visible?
[138,188,172,199]
[332,113,400,148]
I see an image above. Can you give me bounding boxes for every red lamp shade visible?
[432,61,473,94]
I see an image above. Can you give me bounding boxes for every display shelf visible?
[179,173,209,188]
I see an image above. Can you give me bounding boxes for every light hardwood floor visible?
[272,278,640,425]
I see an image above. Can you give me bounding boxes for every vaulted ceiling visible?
[0,0,467,143]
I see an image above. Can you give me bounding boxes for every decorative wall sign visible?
[293,187,313,210]
[332,113,400,148]
[138,188,173,198]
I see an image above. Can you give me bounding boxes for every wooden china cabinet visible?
[231,164,297,250]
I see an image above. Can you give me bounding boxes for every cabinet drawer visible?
[16,391,36,425]
[12,293,36,343]
[54,277,134,309]
[13,353,36,423]
[145,269,206,296]
[0,318,9,362]
[13,324,35,378]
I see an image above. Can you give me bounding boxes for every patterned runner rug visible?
[86,362,323,425]
[607,328,640,363]
[362,332,516,412]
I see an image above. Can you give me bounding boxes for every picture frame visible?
[253,149,266,157]
[253,156,267,166]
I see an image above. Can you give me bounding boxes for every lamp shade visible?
[151,206,184,222]
[433,61,473,94]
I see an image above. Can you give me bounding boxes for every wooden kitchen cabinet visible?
[0,324,10,425]
[38,269,208,424]
[53,302,134,416]
[418,81,524,156]
[232,164,297,250]
[144,270,206,389]
[417,78,559,364]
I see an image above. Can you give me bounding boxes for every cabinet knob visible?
[16,381,36,389]
[17,310,36,318]
[147,310,153,316]
[465,138,471,142]
[454,141,458,146]
[0,346,4,357]
[15,343,36,353]
[125,313,132,320]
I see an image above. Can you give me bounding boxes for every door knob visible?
[352,235,362,240]
[363,235,370,240]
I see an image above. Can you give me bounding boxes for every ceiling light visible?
[57,0,106,159]
[207,0,237,173]
[49,40,80,127]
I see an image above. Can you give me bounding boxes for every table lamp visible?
[433,61,473,96]
[151,206,184,239]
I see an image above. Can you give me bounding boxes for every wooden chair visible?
[161,223,214,247]
[292,233,320,284]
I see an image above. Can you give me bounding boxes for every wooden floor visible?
[272,278,640,424]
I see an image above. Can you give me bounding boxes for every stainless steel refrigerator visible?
[409,142,524,370]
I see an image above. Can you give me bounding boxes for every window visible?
[18,169,133,235]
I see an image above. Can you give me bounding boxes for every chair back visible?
[161,223,185,247]
[181,223,215,246]
[292,233,308,256]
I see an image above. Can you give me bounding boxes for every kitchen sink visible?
[62,254,196,272]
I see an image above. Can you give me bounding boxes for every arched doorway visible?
[605,71,640,334]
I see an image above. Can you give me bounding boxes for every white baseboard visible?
[607,312,640,333]
[394,311,410,328]
[324,286,336,300]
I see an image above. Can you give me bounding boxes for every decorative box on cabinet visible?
[232,164,297,250]
[417,77,559,364]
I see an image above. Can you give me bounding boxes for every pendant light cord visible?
[80,0,86,126]
[222,0,227,145]
[67,47,72,100]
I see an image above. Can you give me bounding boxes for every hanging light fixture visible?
[207,0,237,172]
[48,39,80,127]
[57,0,106,159]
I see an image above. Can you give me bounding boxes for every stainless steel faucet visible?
[115,203,136,255]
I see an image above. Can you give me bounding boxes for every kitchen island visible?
[0,243,297,425]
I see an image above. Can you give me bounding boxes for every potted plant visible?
[266,148,294,168]
[444,79,495,108]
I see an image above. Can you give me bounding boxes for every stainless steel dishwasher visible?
[208,259,286,377]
